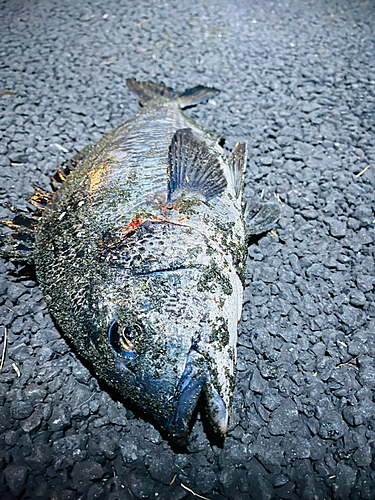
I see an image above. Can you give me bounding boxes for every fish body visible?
[1,80,280,444]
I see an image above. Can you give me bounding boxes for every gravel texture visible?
[1,0,375,498]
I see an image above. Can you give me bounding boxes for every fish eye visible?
[108,320,138,357]
[123,325,135,342]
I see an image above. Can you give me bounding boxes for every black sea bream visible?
[1,80,280,445]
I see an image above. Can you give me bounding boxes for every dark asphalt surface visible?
[1,0,375,498]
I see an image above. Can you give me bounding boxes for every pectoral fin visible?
[244,200,281,236]
[167,128,227,202]
[230,142,246,199]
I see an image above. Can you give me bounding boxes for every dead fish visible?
[1,79,280,445]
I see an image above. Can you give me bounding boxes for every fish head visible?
[101,221,243,445]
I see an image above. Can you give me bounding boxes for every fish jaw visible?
[166,350,231,446]
[166,270,243,446]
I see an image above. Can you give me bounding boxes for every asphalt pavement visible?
[0,0,375,498]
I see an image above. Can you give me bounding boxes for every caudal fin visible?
[126,78,220,108]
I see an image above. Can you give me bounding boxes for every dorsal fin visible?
[0,214,37,233]
[167,129,227,203]
[27,183,53,210]
[0,208,37,262]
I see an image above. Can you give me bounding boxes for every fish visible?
[0,79,280,445]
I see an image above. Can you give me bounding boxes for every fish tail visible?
[126,78,220,107]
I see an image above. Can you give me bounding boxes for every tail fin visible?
[126,78,220,108]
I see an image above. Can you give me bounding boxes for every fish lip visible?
[166,349,228,446]
[167,373,206,446]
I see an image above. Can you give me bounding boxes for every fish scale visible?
[94,106,194,203]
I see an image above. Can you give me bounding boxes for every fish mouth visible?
[166,350,229,446]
